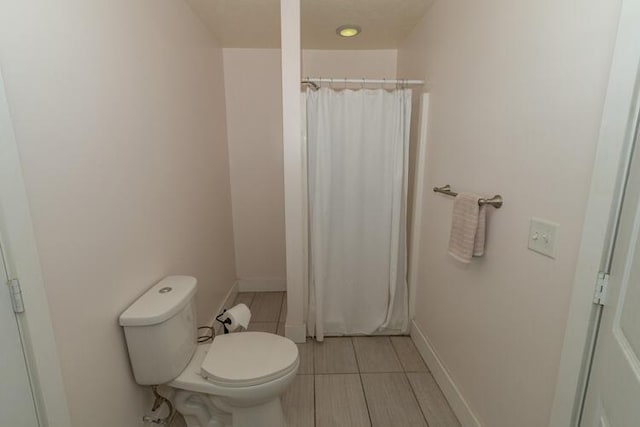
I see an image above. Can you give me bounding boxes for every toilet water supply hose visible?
[142,326,213,424]
[142,385,175,425]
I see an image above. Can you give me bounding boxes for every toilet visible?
[119,276,299,427]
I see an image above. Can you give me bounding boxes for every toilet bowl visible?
[170,333,299,427]
[119,276,299,427]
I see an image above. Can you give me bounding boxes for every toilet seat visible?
[201,332,299,387]
[169,334,299,396]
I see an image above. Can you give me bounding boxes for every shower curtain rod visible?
[301,78,424,89]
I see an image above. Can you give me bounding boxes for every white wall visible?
[223,49,287,286]
[0,2,236,426]
[223,49,397,289]
[302,49,397,80]
[397,0,622,426]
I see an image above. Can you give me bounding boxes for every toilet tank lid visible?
[119,276,197,327]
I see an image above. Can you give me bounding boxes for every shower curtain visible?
[306,87,412,340]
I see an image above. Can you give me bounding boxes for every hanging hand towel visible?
[448,193,486,263]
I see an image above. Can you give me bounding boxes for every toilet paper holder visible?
[215,303,252,334]
[215,309,233,334]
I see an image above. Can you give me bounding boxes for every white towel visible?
[448,193,486,263]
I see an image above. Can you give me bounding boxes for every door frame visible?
[0,69,71,426]
[550,0,640,425]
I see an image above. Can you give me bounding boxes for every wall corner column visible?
[280,0,306,343]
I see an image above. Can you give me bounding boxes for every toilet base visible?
[174,390,230,427]
[228,398,284,427]
[174,389,285,427]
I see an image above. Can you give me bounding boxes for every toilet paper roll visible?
[221,303,251,331]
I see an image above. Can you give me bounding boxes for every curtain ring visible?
[382,78,386,90]
[361,77,365,89]
[344,77,347,90]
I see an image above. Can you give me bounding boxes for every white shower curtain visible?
[306,87,412,340]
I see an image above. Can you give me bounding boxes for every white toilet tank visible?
[119,276,198,385]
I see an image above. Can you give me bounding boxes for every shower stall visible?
[299,79,427,341]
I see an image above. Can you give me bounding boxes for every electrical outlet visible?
[528,218,559,258]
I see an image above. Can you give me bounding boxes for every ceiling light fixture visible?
[336,25,361,38]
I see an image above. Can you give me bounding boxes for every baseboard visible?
[410,320,482,427]
[285,323,307,344]
[208,281,239,335]
[237,278,286,292]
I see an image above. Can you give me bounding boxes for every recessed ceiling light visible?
[336,25,361,38]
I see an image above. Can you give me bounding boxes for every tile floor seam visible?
[354,336,404,374]
[349,337,361,374]
[351,336,363,372]
[388,336,407,373]
[312,337,316,374]
[312,372,317,427]
[314,371,416,375]
[350,337,374,427]
[385,336,405,372]
[388,335,431,426]
[244,292,256,307]
[405,371,432,427]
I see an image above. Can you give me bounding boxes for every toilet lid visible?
[200,332,299,387]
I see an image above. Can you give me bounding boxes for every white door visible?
[581,117,640,426]
[0,237,39,426]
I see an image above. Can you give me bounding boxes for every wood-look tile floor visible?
[176,291,460,427]
[241,292,461,427]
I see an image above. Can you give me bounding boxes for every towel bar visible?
[433,184,503,208]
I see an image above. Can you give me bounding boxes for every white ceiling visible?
[186,0,432,49]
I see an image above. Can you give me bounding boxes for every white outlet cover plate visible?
[528,218,559,258]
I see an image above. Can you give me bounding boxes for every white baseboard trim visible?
[410,320,482,427]
[237,278,286,292]
[285,323,307,343]
[208,281,239,335]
